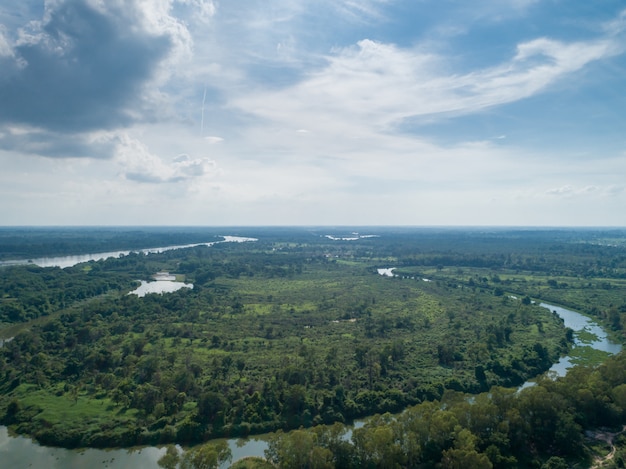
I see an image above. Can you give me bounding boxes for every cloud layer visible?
[0,1,171,133]
[0,1,625,225]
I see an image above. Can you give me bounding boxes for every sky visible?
[0,0,625,226]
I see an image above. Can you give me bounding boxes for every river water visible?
[0,301,619,468]
[129,280,194,297]
[0,264,621,467]
[0,236,258,269]
[0,236,257,300]
[0,427,268,469]
[538,303,622,376]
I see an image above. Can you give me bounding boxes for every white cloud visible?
[176,0,216,22]
[330,0,390,22]
[204,136,224,144]
[115,134,216,183]
[603,8,626,36]
[2,1,626,226]
[546,185,575,196]
[546,184,624,198]
[0,27,13,57]
[234,33,619,139]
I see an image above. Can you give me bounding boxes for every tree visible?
[437,343,456,366]
[197,391,227,426]
[352,417,405,469]
[312,423,356,468]
[180,441,231,469]
[4,398,22,424]
[158,445,180,469]
[475,365,487,383]
[541,456,568,469]
[440,427,492,469]
[266,429,334,469]
[440,448,493,469]
[517,385,583,456]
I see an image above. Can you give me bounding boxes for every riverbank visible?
[0,235,258,269]
[0,279,570,450]
[1,301,619,468]
[1,227,625,467]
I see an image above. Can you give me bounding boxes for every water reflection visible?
[129,280,193,297]
[0,427,166,469]
[0,236,258,269]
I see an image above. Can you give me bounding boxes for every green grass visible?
[568,346,613,367]
[575,329,601,345]
[13,383,138,440]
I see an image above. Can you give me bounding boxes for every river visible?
[0,236,257,300]
[0,426,268,469]
[537,303,622,376]
[0,301,619,468]
[0,259,621,468]
[0,236,258,269]
[129,279,194,297]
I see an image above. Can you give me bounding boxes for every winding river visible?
[0,236,258,269]
[0,265,621,467]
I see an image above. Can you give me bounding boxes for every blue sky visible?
[0,0,625,226]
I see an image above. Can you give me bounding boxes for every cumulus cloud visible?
[0,0,215,159]
[0,1,623,226]
[0,1,172,134]
[0,126,115,159]
[115,134,216,183]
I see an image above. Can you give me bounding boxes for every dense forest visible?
[0,226,224,261]
[260,351,626,468]
[1,227,626,468]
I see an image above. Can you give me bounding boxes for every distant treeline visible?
[0,226,225,260]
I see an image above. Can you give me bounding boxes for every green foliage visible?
[180,441,231,469]
[266,429,334,469]
[0,226,223,261]
[541,456,569,469]
[229,457,274,469]
[263,350,626,468]
[0,264,136,323]
[1,226,625,465]
[158,445,181,469]
[158,441,231,469]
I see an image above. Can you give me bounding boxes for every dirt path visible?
[589,426,626,469]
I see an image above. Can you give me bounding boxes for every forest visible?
[1,226,626,468]
[0,226,224,261]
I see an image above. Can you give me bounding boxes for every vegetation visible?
[158,440,232,469]
[0,263,137,323]
[0,226,224,261]
[0,226,626,468]
[264,350,626,468]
